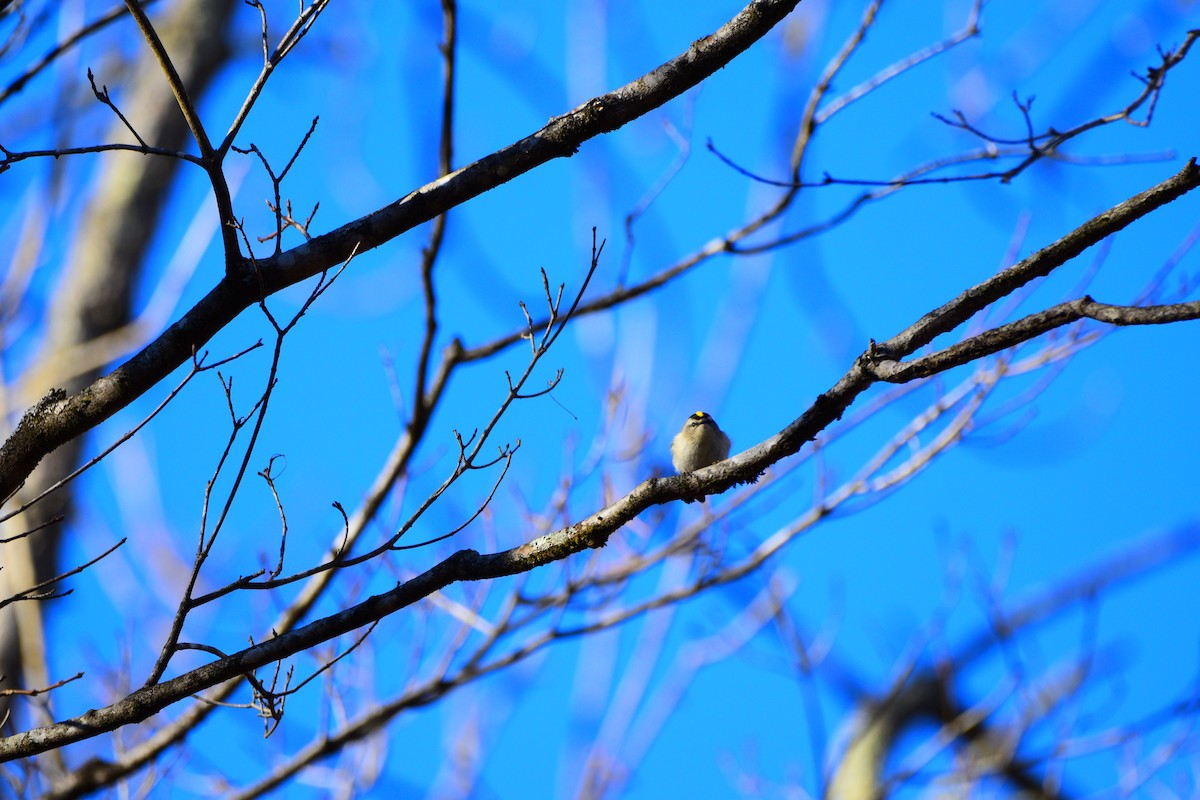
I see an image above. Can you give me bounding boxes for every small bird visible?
[671,411,731,474]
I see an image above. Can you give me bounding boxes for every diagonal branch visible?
[121,0,214,158]
[868,295,1200,383]
[0,0,804,509]
[876,158,1200,360]
[2,159,1197,762]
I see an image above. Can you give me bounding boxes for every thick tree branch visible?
[875,157,1200,361]
[869,295,1200,383]
[0,0,803,509]
[2,158,1196,761]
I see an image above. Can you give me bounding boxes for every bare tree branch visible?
[0,0,803,504]
[3,157,1196,761]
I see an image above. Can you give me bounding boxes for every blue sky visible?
[3,0,1199,796]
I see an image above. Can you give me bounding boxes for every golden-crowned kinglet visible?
[670,411,731,474]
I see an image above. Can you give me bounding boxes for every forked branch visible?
[2,159,1196,762]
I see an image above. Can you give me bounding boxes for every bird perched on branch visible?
[670,411,731,474]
